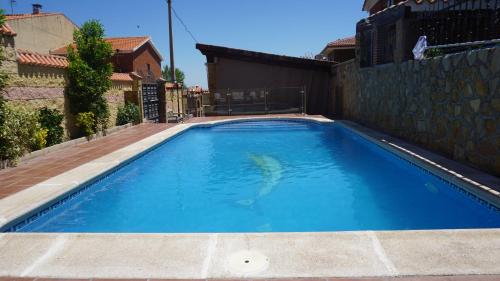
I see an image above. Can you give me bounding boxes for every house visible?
[4,4,78,54]
[51,36,164,122]
[196,43,333,115]
[0,8,148,134]
[185,86,206,117]
[51,36,163,84]
[316,36,356,62]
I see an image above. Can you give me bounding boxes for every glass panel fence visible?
[207,87,305,116]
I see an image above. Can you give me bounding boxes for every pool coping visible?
[0,115,499,279]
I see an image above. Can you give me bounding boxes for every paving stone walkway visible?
[0,123,175,199]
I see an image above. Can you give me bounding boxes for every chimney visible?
[32,4,42,14]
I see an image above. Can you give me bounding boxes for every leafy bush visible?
[116,102,141,126]
[31,128,48,151]
[76,112,96,140]
[0,103,40,165]
[39,107,64,146]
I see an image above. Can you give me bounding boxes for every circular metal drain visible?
[226,250,269,275]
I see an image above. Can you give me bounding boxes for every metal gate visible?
[142,83,159,122]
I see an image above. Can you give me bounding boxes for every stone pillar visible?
[130,74,144,122]
[157,78,167,123]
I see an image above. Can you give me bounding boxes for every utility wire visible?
[169,3,199,43]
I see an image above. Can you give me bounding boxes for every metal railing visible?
[357,0,500,67]
[205,86,306,116]
[413,0,500,46]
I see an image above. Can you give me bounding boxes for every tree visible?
[162,65,185,86]
[66,20,113,134]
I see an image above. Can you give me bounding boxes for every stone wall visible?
[1,34,136,138]
[332,47,500,176]
[4,78,131,138]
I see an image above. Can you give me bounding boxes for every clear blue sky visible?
[2,0,366,88]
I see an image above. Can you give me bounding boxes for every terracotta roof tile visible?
[110,73,133,82]
[105,36,150,51]
[17,49,68,68]
[5,13,62,20]
[17,49,132,82]
[327,36,356,48]
[0,23,16,36]
[51,36,151,56]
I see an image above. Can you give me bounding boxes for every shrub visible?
[76,112,96,140]
[39,107,64,146]
[31,128,48,151]
[0,103,40,165]
[116,102,141,126]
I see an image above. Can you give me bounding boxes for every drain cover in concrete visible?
[226,250,270,276]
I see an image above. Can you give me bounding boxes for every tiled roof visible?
[17,49,133,82]
[111,73,133,82]
[327,36,356,48]
[5,13,62,20]
[51,36,151,56]
[17,49,68,68]
[0,23,16,36]
[106,36,150,51]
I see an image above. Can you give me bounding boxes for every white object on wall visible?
[413,36,428,60]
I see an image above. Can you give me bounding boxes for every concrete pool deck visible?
[0,115,499,280]
[0,230,499,279]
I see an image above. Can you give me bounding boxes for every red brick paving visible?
[0,123,175,199]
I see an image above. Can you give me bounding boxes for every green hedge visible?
[0,100,65,166]
[116,102,141,126]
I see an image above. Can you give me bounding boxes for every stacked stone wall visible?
[1,36,132,138]
[333,47,500,176]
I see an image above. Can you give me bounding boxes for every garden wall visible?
[1,40,132,138]
[4,70,130,139]
[332,46,500,176]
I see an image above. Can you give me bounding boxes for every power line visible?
[171,6,199,43]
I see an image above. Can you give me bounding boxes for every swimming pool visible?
[8,120,500,232]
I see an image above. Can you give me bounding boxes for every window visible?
[146,63,152,78]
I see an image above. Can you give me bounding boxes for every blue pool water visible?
[14,120,500,232]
